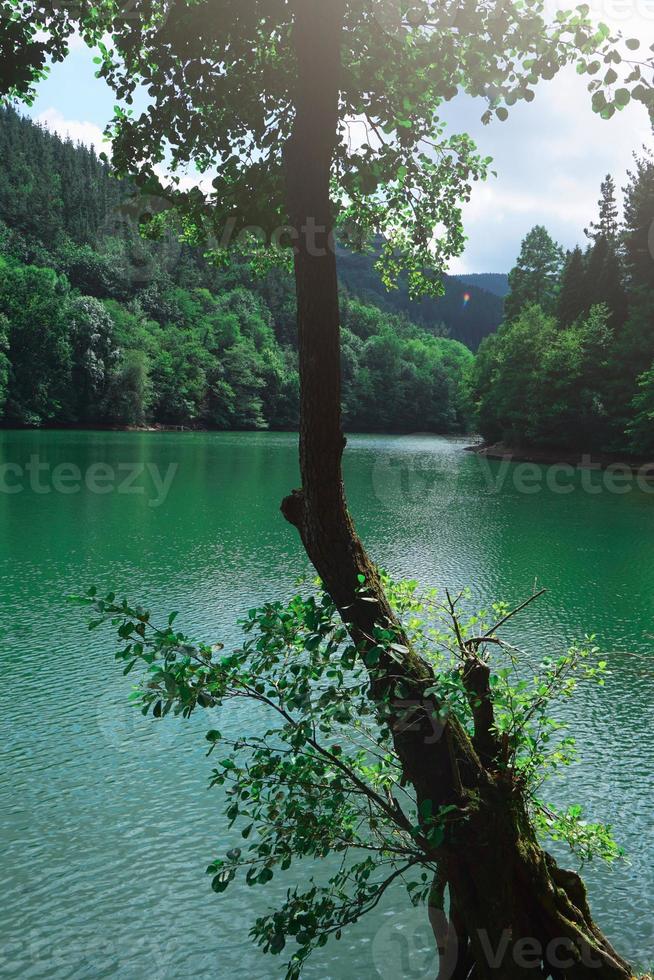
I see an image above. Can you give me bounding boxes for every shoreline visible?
[466,441,654,472]
[0,423,274,435]
[0,423,476,438]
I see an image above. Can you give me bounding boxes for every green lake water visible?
[1,430,652,978]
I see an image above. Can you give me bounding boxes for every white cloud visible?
[153,163,215,195]
[34,28,111,52]
[446,66,653,273]
[35,107,107,152]
[34,111,216,195]
[65,33,92,53]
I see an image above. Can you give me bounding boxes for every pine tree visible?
[0,106,122,251]
[557,246,587,326]
[623,150,654,292]
[504,225,564,320]
[583,238,628,331]
[580,173,628,331]
[585,174,620,243]
[599,245,629,330]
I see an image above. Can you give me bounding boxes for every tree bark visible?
[281,4,634,978]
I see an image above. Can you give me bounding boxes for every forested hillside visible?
[454,273,510,299]
[0,108,476,432]
[472,168,654,455]
[337,246,506,349]
[3,108,651,455]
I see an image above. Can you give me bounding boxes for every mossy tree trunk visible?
[281,3,633,977]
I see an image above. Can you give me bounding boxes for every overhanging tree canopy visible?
[2,1,652,292]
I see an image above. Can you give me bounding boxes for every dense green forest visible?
[0,107,481,433]
[472,165,654,455]
[4,107,651,454]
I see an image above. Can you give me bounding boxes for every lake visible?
[1,430,653,978]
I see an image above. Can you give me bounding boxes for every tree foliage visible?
[73,579,622,979]
[585,174,620,244]
[0,107,476,430]
[504,225,564,321]
[557,246,587,328]
[623,149,654,293]
[473,165,654,454]
[474,303,614,449]
[3,1,650,294]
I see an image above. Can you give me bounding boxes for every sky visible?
[25,4,654,275]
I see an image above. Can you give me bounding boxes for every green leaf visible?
[211,871,233,893]
[418,798,433,819]
[427,825,445,848]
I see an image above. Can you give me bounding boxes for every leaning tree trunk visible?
[281,3,633,978]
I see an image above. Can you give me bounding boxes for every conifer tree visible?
[557,245,587,327]
[585,174,620,244]
[623,150,654,292]
[505,225,564,320]
[584,237,628,331]
[579,174,628,330]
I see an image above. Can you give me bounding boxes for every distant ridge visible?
[337,246,507,350]
[454,273,510,299]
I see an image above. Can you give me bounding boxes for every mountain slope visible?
[454,273,509,299]
[0,107,475,434]
[337,247,505,350]
[1,107,505,352]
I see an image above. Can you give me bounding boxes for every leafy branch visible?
[71,578,624,976]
